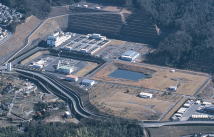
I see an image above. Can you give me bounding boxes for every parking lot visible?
[171,100,214,121]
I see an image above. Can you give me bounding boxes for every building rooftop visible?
[121,50,139,58]
[66,74,78,79]
[82,79,95,83]
[58,65,74,70]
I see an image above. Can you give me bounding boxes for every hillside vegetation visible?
[137,0,214,73]
[0,120,144,137]
[0,0,80,18]
[90,0,214,73]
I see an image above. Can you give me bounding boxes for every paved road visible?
[141,120,214,128]
[15,68,106,119]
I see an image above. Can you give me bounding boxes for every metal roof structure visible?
[121,50,140,58]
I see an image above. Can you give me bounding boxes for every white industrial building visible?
[31,60,45,69]
[81,79,95,86]
[65,75,79,82]
[183,103,191,108]
[57,66,74,74]
[120,50,140,62]
[167,86,177,92]
[191,114,209,119]
[47,31,71,47]
[177,107,187,114]
[138,92,153,99]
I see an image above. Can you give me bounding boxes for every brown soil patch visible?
[89,82,181,121]
[91,60,209,96]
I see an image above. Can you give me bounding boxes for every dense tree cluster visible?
[140,0,214,73]
[0,0,51,18]
[0,120,144,137]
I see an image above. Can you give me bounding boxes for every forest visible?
[0,119,144,137]
[137,0,214,73]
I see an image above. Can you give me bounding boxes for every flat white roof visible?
[177,107,187,114]
[139,92,153,96]
[121,50,140,58]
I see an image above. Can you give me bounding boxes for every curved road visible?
[16,68,214,128]
[15,68,106,119]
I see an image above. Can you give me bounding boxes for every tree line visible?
[0,119,144,137]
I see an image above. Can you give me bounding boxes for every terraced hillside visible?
[120,11,159,44]
[67,8,159,45]
[68,13,123,37]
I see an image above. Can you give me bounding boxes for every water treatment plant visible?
[0,1,214,137]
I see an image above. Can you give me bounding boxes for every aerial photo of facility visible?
[0,1,213,136]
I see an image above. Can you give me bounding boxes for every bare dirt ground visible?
[20,50,50,65]
[102,6,122,12]
[29,19,60,41]
[0,16,42,64]
[48,6,71,17]
[91,60,209,96]
[75,62,98,77]
[161,97,187,121]
[89,82,181,121]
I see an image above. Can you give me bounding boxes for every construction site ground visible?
[0,16,42,64]
[91,60,210,96]
[89,82,182,121]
